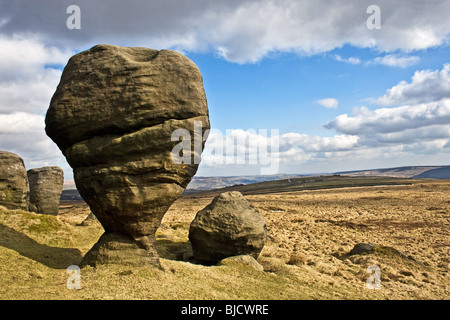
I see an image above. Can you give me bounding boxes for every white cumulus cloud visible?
[334,54,361,65]
[326,99,450,135]
[374,64,450,106]
[2,0,450,63]
[0,35,72,114]
[324,98,450,150]
[0,35,72,172]
[368,54,420,68]
[317,98,339,109]
[0,112,66,170]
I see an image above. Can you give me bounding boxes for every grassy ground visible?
[0,179,448,299]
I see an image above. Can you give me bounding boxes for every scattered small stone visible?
[287,253,307,266]
[78,212,98,226]
[349,242,424,266]
[400,270,414,277]
[349,243,378,255]
[217,255,264,271]
[117,270,133,276]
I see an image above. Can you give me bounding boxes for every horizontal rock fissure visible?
[62,114,208,152]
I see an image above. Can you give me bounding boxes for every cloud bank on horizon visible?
[0,0,449,178]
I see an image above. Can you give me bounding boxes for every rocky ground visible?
[0,180,448,299]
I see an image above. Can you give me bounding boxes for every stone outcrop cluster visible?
[45,44,210,267]
[0,151,63,215]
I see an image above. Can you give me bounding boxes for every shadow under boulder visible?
[0,223,83,269]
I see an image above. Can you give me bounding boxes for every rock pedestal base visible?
[80,232,161,268]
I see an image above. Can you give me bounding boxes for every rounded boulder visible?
[189,191,267,265]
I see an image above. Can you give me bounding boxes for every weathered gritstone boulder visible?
[0,151,29,210]
[27,166,64,215]
[189,191,267,265]
[45,44,209,268]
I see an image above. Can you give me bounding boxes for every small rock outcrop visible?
[349,243,378,255]
[189,191,267,265]
[79,212,98,226]
[349,242,423,265]
[218,255,264,271]
[45,44,209,268]
[27,166,64,215]
[0,151,29,210]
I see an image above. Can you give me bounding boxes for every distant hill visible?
[60,189,84,201]
[410,166,450,179]
[61,165,449,200]
[186,165,450,193]
[337,165,450,179]
[185,173,306,191]
[184,175,419,197]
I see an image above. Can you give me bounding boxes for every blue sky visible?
[0,0,449,181]
[187,44,450,175]
[189,44,449,135]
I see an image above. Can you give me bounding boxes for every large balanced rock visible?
[45,45,209,268]
[0,151,29,210]
[189,191,267,265]
[27,166,64,215]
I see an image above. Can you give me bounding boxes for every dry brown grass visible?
[0,180,448,299]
